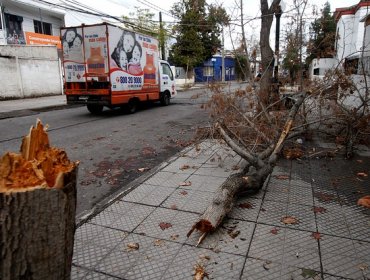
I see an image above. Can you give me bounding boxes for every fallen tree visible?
[188,91,306,244]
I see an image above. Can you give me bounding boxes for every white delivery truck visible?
[61,23,176,114]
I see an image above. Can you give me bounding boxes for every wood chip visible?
[281,216,299,224]
[127,242,139,251]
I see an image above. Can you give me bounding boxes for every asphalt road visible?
[0,82,246,218]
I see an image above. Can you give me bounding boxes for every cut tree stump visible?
[0,119,78,280]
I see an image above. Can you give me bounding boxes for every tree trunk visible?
[0,170,77,280]
[187,164,272,243]
[259,0,281,105]
[0,120,78,280]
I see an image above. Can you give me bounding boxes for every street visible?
[0,82,245,217]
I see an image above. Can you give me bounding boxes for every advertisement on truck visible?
[61,23,176,114]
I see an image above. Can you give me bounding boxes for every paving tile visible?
[134,208,199,242]
[144,171,190,188]
[74,223,105,243]
[228,197,262,222]
[320,235,357,259]
[96,233,181,280]
[161,157,199,174]
[264,188,290,204]
[71,265,89,280]
[72,243,111,269]
[162,245,245,280]
[316,216,351,238]
[193,166,236,178]
[321,253,368,279]
[109,204,156,232]
[121,184,175,206]
[248,224,285,262]
[179,174,227,192]
[353,240,370,261]
[83,271,120,280]
[285,203,317,231]
[186,218,255,256]
[241,258,283,279]
[161,188,213,214]
[281,265,322,280]
[258,200,287,227]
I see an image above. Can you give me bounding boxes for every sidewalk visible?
[71,140,370,280]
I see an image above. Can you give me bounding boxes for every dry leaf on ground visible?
[138,167,150,172]
[357,172,368,177]
[193,263,208,280]
[311,232,321,240]
[153,239,165,247]
[228,230,240,239]
[170,234,179,241]
[270,228,279,235]
[358,195,370,208]
[312,206,327,214]
[180,165,190,170]
[239,202,253,209]
[281,216,299,224]
[179,181,192,186]
[170,204,178,210]
[159,222,172,230]
[180,190,188,195]
[275,175,290,180]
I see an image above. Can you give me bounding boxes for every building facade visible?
[0,0,64,48]
[194,55,236,82]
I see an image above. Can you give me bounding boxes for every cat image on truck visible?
[61,23,176,114]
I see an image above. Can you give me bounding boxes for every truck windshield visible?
[161,63,174,80]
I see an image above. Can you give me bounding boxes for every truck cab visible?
[159,60,177,105]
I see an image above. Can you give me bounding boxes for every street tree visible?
[306,1,336,63]
[169,0,229,69]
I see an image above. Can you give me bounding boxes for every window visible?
[203,66,214,76]
[4,13,25,44]
[161,63,174,80]
[33,20,52,35]
[313,68,320,76]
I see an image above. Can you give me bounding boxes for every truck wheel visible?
[160,93,170,106]
[126,99,138,114]
[87,104,103,114]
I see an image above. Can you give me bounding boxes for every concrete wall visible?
[0,45,62,99]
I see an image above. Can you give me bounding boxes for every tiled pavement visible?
[72,141,370,280]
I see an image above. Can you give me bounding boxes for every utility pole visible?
[221,26,225,82]
[159,12,165,60]
[274,5,282,82]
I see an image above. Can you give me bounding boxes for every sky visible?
[46,0,361,50]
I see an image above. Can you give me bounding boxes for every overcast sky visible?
[63,0,360,50]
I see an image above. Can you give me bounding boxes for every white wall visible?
[0,45,62,99]
[309,58,339,80]
[336,7,370,61]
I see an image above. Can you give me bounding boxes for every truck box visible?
[61,23,176,114]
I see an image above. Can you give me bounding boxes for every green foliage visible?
[169,0,229,69]
[122,7,170,51]
[282,32,300,83]
[234,54,248,81]
[306,2,336,63]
